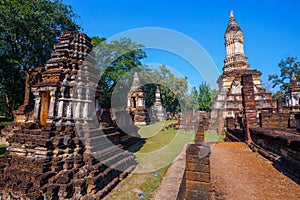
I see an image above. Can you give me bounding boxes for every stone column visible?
[66,87,73,119]
[217,112,225,135]
[127,98,131,108]
[83,87,90,119]
[241,74,257,144]
[195,119,205,144]
[47,90,56,122]
[75,87,83,119]
[138,97,144,107]
[57,86,65,118]
[32,90,41,122]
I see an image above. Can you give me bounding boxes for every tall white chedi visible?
[223,10,249,72]
[154,86,165,121]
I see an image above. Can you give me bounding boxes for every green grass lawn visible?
[135,127,194,173]
[205,130,226,142]
[137,120,176,138]
[103,120,194,200]
[0,121,12,127]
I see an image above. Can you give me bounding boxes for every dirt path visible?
[210,142,300,200]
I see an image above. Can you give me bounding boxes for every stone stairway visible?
[0,120,144,199]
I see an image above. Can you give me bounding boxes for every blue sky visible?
[63,0,300,92]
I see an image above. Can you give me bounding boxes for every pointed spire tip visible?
[230,10,234,18]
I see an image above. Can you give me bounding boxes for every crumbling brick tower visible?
[0,31,139,199]
[127,72,150,125]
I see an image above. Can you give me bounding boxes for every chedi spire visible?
[223,10,249,72]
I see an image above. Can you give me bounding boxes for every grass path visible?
[103,121,194,200]
[134,128,194,173]
[137,120,175,138]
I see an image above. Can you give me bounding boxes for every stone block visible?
[186,171,210,183]
[186,162,210,173]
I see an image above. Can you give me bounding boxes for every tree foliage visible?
[92,37,147,108]
[140,65,188,113]
[182,87,199,111]
[183,82,216,111]
[272,91,285,100]
[197,82,216,111]
[0,0,80,118]
[268,56,300,92]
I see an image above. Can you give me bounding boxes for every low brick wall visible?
[250,127,300,181]
[225,128,244,142]
[259,113,289,128]
[177,143,212,200]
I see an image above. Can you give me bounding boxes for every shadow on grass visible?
[131,138,147,153]
[0,146,6,156]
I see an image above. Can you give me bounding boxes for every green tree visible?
[181,86,199,111]
[268,56,300,91]
[91,36,106,46]
[92,37,146,108]
[0,0,80,118]
[140,64,188,113]
[197,82,216,111]
[272,91,285,100]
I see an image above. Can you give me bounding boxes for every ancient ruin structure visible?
[241,74,258,144]
[127,72,150,125]
[211,10,276,134]
[285,73,300,112]
[0,31,141,199]
[153,86,165,121]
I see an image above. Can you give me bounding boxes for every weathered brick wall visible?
[250,127,300,181]
[259,113,289,128]
[184,144,212,199]
[177,120,212,200]
[241,74,257,144]
[225,128,244,142]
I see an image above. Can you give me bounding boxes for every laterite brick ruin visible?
[127,72,150,125]
[0,31,142,199]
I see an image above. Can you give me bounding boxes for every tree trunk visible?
[5,94,12,120]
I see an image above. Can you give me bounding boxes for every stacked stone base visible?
[133,107,150,126]
[0,121,142,199]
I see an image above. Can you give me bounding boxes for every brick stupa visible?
[0,31,141,199]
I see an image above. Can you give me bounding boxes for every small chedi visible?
[211,10,276,134]
[127,72,150,125]
[285,73,300,112]
[0,31,141,199]
[153,86,166,121]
